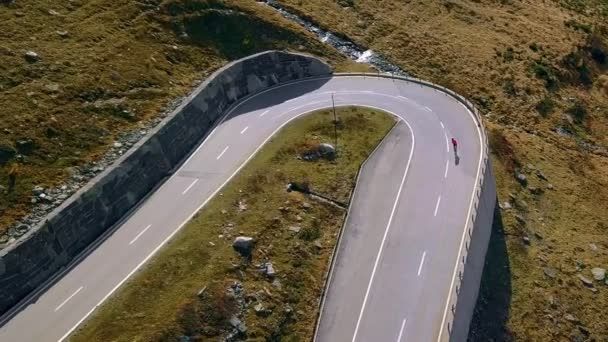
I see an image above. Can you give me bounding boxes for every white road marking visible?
[438,83,485,342]
[182,179,198,195]
[129,224,152,245]
[259,110,269,117]
[434,196,441,217]
[440,121,445,129]
[240,126,249,135]
[424,106,432,112]
[216,146,229,160]
[54,287,83,312]
[444,159,449,178]
[397,318,407,342]
[417,252,427,276]
[398,95,409,100]
[351,119,415,342]
[444,131,450,152]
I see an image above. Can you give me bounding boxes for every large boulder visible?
[318,143,337,160]
[233,236,255,257]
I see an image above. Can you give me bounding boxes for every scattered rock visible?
[263,262,276,278]
[56,30,69,38]
[229,315,247,334]
[589,243,598,251]
[113,142,123,148]
[254,303,272,317]
[591,267,606,281]
[528,187,543,195]
[221,209,228,215]
[536,170,548,181]
[196,286,207,297]
[296,215,303,222]
[499,201,512,210]
[544,267,557,279]
[313,240,323,250]
[564,313,578,323]
[515,214,527,225]
[515,173,528,187]
[48,9,60,16]
[24,51,40,63]
[578,274,594,287]
[232,236,255,257]
[522,236,531,245]
[238,200,248,212]
[301,202,312,210]
[547,184,554,190]
[288,226,301,233]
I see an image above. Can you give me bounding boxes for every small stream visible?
[260,0,408,76]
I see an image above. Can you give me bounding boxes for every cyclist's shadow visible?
[454,149,460,166]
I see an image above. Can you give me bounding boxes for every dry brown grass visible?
[0,0,343,234]
[70,107,396,341]
[273,0,608,340]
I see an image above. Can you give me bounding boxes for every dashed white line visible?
[240,126,249,135]
[444,159,449,178]
[54,287,83,312]
[424,106,432,112]
[444,131,450,153]
[434,196,441,217]
[398,95,409,101]
[397,318,407,342]
[417,252,427,277]
[129,224,152,245]
[259,110,269,117]
[182,179,198,195]
[440,121,445,129]
[351,119,416,342]
[216,146,229,160]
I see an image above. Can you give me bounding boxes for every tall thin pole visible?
[331,93,338,153]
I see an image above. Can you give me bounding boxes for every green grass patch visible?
[70,106,396,341]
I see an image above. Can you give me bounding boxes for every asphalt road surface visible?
[0,75,482,342]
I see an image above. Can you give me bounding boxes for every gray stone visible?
[56,30,69,38]
[578,274,594,287]
[591,267,606,281]
[233,236,255,257]
[589,243,598,251]
[254,303,272,317]
[263,262,276,278]
[499,201,512,210]
[24,51,40,63]
[238,200,248,212]
[318,143,337,160]
[564,313,578,323]
[544,267,557,279]
[528,187,543,195]
[288,226,301,233]
[536,170,548,181]
[48,9,60,16]
[515,214,526,225]
[314,240,323,249]
[522,236,531,245]
[229,315,247,333]
[547,184,554,190]
[301,202,312,210]
[515,173,528,187]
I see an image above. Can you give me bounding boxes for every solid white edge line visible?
[181,179,198,195]
[444,159,449,179]
[54,287,83,313]
[45,75,479,342]
[351,117,415,342]
[240,126,248,135]
[397,318,407,342]
[436,100,484,341]
[434,196,441,217]
[417,251,427,277]
[259,109,269,117]
[57,101,338,342]
[128,224,152,246]
[216,146,229,160]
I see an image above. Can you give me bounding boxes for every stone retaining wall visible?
[0,51,332,316]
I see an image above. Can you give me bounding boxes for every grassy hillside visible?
[272,0,608,340]
[0,0,349,240]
